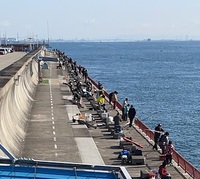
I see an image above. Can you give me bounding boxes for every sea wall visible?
[0,51,42,157]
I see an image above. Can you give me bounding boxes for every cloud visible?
[0,20,11,27]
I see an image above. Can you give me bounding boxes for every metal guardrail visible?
[173,150,200,179]
[88,76,122,111]
[88,76,200,179]
[0,143,131,179]
[134,119,200,179]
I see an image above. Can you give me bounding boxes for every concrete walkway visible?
[22,62,104,166]
[21,61,187,178]
[0,52,26,70]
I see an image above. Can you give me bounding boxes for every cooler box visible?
[85,113,92,122]
[101,112,108,119]
[106,116,114,124]
[132,155,145,165]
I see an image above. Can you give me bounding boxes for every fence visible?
[88,76,200,179]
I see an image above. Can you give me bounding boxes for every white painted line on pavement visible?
[49,78,59,155]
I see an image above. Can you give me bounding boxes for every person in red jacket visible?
[158,161,171,179]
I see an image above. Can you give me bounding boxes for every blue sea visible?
[51,41,200,169]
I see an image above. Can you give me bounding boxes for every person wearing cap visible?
[153,124,164,150]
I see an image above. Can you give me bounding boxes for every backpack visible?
[134,149,142,156]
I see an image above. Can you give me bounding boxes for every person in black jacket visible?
[128,105,136,127]
[108,92,114,104]
[152,124,164,150]
[159,132,169,154]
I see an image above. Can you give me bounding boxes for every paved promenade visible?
[20,60,188,179]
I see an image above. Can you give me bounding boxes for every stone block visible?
[140,170,149,179]
[131,155,145,165]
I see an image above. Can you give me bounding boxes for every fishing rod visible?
[144,128,165,133]
[122,111,160,130]
[122,112,162,150]
[138,111,160,121]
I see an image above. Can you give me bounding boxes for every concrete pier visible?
[0,50,190,178]
[22,61,187,178]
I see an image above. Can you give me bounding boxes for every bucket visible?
[106,116,113,124]
[108,116,113,124]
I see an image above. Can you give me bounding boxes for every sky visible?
[1,0,200,41]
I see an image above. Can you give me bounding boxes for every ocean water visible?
[51,41,200,169]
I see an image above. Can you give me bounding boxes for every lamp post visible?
[38,59,41,82]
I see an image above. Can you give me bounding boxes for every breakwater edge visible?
[51,41,200,170]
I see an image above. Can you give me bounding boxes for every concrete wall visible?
[0,52,41,157]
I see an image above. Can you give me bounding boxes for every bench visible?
[119,139,132,149]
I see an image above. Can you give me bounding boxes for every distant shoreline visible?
[49,39,200,43]
[1,39,200,45]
